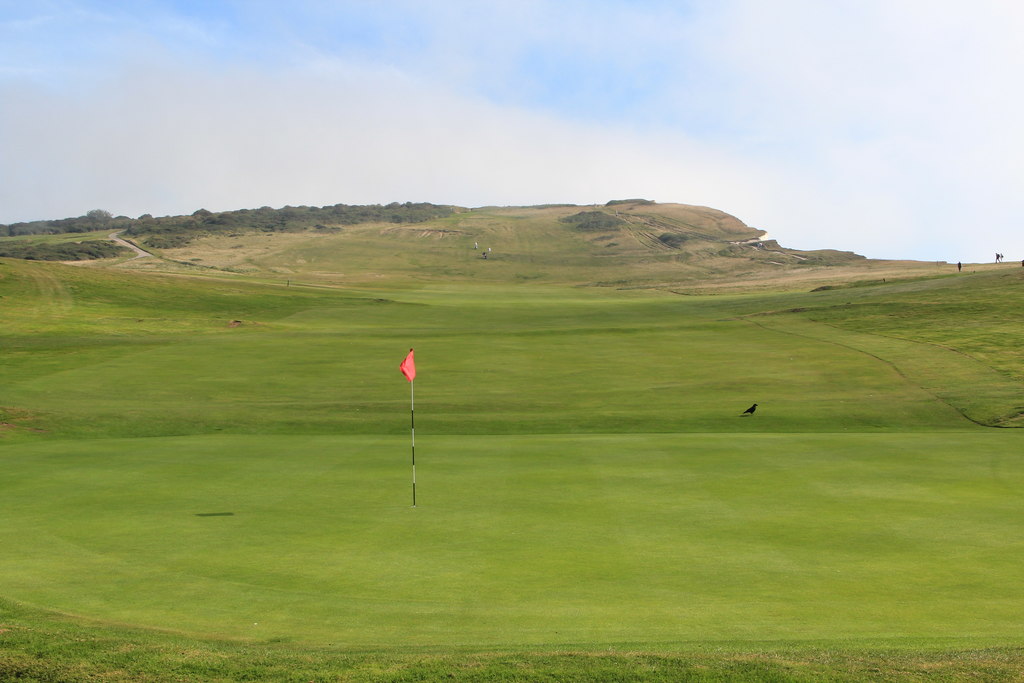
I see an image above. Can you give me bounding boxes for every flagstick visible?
[410,378,416,507]
[399,348,417,508]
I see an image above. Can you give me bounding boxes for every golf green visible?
[3,430,1022,648]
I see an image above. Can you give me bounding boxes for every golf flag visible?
[400,348,416,382]
[400,348,417,507]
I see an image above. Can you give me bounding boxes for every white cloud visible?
[0,57,772,219]
[665,0,1024,261]
[3,1,1024,263]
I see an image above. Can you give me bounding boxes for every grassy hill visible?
[4,199,944,289]
[2,204,1024,681]
[123,200,901,289]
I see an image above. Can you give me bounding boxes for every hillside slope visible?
[77,199,952,290]
[3,199,960,290]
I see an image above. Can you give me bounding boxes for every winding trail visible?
[109,230,153,259]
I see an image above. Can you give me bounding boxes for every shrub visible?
[605,198,655,206]
[657,233,689,248]
[0,240,131,261]
[145,234,194,249]
[559,211,626,232]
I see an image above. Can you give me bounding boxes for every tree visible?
[87,209,113,222]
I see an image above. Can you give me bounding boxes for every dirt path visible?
[109,231,153,259]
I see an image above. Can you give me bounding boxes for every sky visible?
[2,1,1022,262]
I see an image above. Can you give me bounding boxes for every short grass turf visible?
[3,431,1024,648]
[0,268,985,439]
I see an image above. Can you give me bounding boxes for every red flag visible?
[399,349,416,382]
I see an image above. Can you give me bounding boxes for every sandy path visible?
[109,230,153,259]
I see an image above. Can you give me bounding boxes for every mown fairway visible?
[2,252,1024,678]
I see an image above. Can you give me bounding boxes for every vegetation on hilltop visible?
[0,208,126,236]
[0,202,457,243]
[0,239,131,261]
[606,197,656,206]
[559,209,627,231]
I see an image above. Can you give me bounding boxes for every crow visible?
[741,403,758,416]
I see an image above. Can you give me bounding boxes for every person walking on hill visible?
[957,261,962,272]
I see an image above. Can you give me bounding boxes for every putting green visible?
[3,431,1023,648]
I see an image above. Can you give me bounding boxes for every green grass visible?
[5,602,1022,682]
[3,255,1024,679]
[792,268,1024,383]
[0,263,979,439]
[4,432,1024,649]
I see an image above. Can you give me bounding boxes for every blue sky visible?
[2,0,1023,262]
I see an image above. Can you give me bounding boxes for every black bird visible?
[741,403,758,416]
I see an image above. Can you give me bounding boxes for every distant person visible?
[741,403,758,416]
[957,262,962,272]
[474,242,478,249]
[482,252,487,259]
